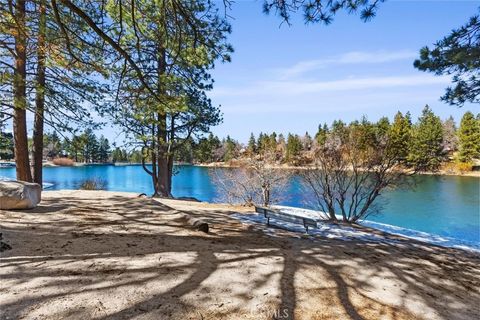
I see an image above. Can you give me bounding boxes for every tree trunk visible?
[156,152,171,197]
[167,151,174,195]
[150,125,159,196]
[155,113,171,197]
[153,30,171,198]
[166,116,175,195]
[13,0,32,182]
[32,0,47,185]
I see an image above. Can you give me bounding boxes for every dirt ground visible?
[1,190,479,320]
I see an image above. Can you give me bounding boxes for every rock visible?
[192,220,209,233]
[185,216,209,233]
[0,180,42,209]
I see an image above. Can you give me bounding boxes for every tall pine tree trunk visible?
[32,0,47,185]
[155,113,171,197]
[150,125,159,195]
[13,0,32,182]
[153,31,172,198]
[156,155,171,196]
[166,116,175,194]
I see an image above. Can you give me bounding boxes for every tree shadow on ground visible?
[0,192,479,320]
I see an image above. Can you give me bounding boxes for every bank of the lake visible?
[194,161,480,177]
[0,164,479,250]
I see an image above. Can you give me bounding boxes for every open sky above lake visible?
[206,0,478,142]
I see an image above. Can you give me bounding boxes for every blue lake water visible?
[1,165,479,249]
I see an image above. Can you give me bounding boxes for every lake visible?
[1,164,479,249]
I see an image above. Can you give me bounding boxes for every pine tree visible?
[66,0,232,196]
[257,132,267,155]
[330,120,348,146]
[315,123,329,147]
[458,111,480,162]
[0,131,14,160]
[442,116,458,155]
[0,1,106,183]
[82,129,99,163]
[268,132,278,154]
[375,116,391,141]
[195,133,222,163]
[247,133,257,155]
[98,136,111,163]
[388,111,412,161]
[286,134,302,163]
[351,116,376,151]
[407,106,444,171]
[223,136,237,162]
[112,147,124,163]
[414,14,480,106]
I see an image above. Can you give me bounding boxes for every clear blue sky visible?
[204,0,479,142]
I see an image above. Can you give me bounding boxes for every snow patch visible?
[232,205,480,253]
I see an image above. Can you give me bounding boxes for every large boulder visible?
[0,180,41,210]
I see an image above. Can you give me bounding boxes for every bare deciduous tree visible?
[302,122,413,223]
[212,157,291,207]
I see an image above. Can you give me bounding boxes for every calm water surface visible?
[1,165,479,245]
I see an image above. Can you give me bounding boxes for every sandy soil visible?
[1,190,479,320]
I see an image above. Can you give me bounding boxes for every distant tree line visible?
[2,106,478,171]
[174,107,480,172]
[1,129,135,164]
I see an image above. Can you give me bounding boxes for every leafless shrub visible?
[79,178,107,190]
[211,157,291,207]
[52,157,74,166]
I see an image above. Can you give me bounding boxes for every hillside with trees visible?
[174,107,480,174]
[1,106,478,175]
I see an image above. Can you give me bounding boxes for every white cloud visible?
[211,74,451,98]
[279,50,417,79]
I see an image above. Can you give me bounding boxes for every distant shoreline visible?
[1,160,479,177]
[194,161,480,178]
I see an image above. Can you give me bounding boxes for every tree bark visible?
[13,0,32,182]
[156,151,171,197]
[153,28,171,198]
[167,115,175,195]
[155,113,171,197]
[33,0,47,185]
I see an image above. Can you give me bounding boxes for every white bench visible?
[255,206,318,233]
